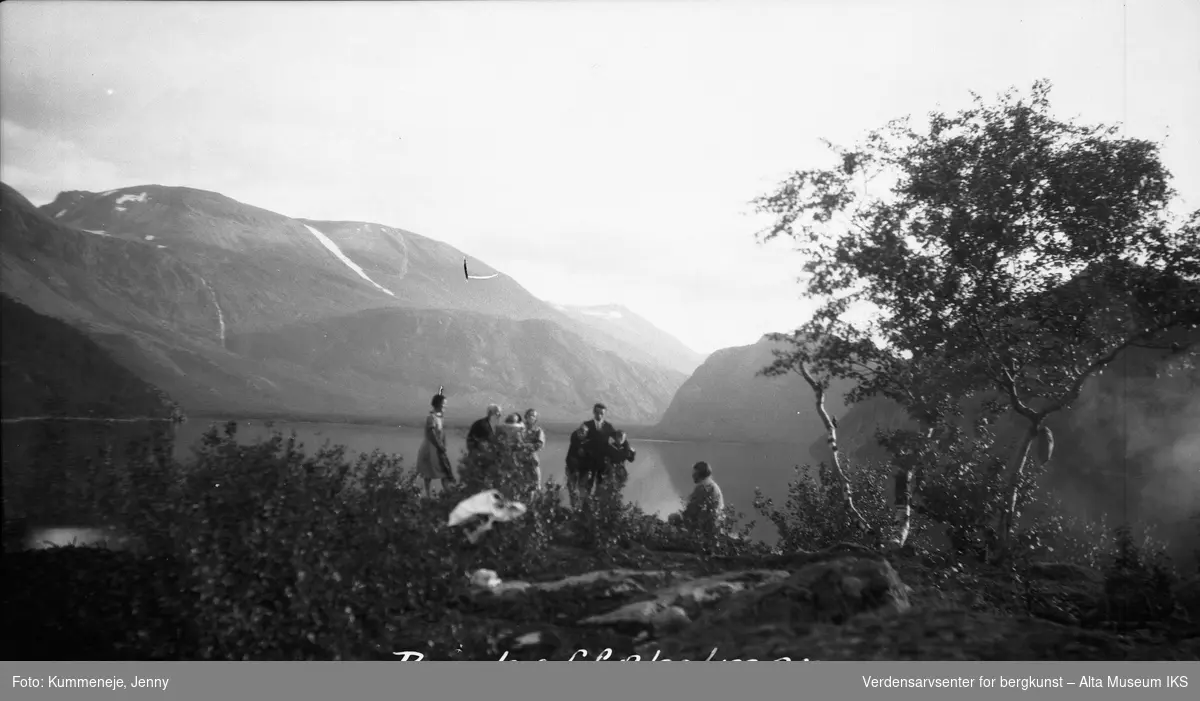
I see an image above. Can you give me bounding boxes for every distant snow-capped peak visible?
[115,192,149,206]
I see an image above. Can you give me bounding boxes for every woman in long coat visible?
[416,392,455,497]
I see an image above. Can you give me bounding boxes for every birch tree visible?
[753,80,1200,561]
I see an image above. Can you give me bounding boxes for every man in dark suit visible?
[564,422,590,508]
[580,402,618,496]
[602,430,636,492]
[467,403,502,457]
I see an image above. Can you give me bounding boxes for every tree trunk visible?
[990,422,1040,563]
[796,365,870,533]
[891,426,932,548]
[892,468,913,548]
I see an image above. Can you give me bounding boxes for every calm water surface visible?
[4,418,808,550]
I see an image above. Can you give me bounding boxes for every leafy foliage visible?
[753,79,1200,560]
[6,422,774,660]
[754,459,894,552]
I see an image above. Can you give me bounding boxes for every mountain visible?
[813,341,1200,561]
[225,307,682,424]
[1,294,178,420]
[554,303,706,375]
[655,322,1198,559]
[1,182,681,424]
[37,187,685,378]
[654,334,857,445]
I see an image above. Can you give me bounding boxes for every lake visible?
[2,418,806,550]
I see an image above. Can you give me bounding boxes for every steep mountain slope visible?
[2,182,682,423]
[37,187,684,376]
[226,307,679,424]
[0,294,178,420]
[654,334,858,444]
[555,303,706,375]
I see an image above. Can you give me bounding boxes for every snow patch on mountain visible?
[302,223,396,297]
[144,235,156,241]
[83,229,109,237]
[157,245,167,249]
[55,210,66,218]
[115,206,127,212]
[115,192,148,205]
[100,189,119,197]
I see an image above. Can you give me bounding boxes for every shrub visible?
[165,422,466,659]
[754,459,893,552]
[1098,523,1180,625]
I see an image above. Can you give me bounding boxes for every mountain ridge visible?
[36,184,691,377]
[555,302,706,375]
[653,334,857,446]
[2,182,684,425]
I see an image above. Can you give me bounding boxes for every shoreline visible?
[1,413,810,447]
[0,416,174,424]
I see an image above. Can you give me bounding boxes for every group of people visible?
[413,390,726,532]
[413,394,635,503]
[466,404,547,484]
[564,403,637,508]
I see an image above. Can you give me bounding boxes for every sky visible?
[2,0,1198,355]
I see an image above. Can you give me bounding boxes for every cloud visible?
[0,120,134,204]
[2,0,1197,353]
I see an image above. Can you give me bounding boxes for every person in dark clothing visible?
[564,422,590,508]
[579,402,618,498]
[602,430,636,492]
[467,403,502,457]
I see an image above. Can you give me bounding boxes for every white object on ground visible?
[448,490,528,543]
[470,568,502,590]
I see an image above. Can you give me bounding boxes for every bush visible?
[754,459,893,552]
[168,422,465,659]
[1010,500,1111,567]
[1098,523,1180,625]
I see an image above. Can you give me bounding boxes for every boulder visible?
[644,551,910,660]
[578,569,791,634]
[470,569,674,600]
[655,607,1200,661]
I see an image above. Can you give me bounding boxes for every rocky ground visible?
[7,541,1199,661]
[385,544,1200,661]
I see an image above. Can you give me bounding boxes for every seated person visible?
[678,460,726,536]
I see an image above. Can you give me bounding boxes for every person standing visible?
[467,404,502,457]
[581,402,617,496]
[522,408,546,489]
[604,430,636,493]
[565,422,589,508]
[415,391,455,497]
[496,413,526,473]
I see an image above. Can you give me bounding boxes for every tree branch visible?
[1039,329,1160,418]
[1000,366,1039,422]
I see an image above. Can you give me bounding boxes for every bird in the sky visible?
[464,257,499,280]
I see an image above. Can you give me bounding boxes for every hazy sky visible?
[2,0,1198,354]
